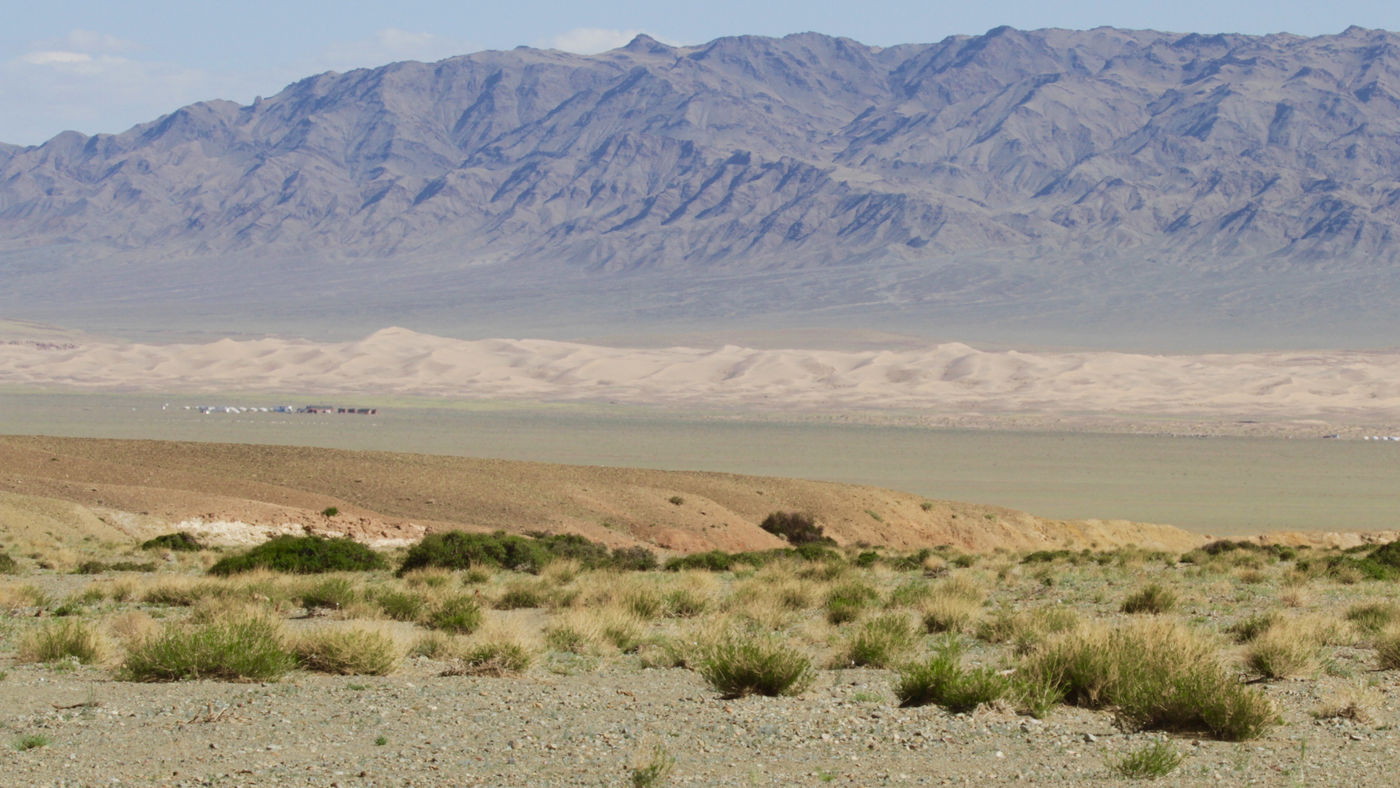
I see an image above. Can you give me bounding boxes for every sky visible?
[3,0,1399,146]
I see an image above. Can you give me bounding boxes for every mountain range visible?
[4,26,1400,348]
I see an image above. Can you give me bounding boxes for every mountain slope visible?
[4,27,1400,346]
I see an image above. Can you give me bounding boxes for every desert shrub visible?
[611,546,659,572]
[321,507,339,517]
[1367,540,1400,569]
[1226,611,1281,643]
[298,576,359,611]
[445,640,534,676]
[759,512,833,546]
[1345,601,1400,633]
[0,550,16,574]
[19,618,105,664]
[209,535,385,576]
[531,532,611,567]
[73,559,158,574]
[407,632,457,659]
[292,627,400,675]
[825,582,879,624]
[1374,627,1400,670]
[1120,584,1177,615]
[120,611,293,681]
[1244,621,1323,679]
[894,638,1009,712]
[425,594,484,634]
[397,531,550,575]
[662,588,709,618]
[838,613,918,668]
[922,594,982,634]
[619,585,665,619]
[629,738,676,788]
[1020,621,1277,741]
[495,579,549,610]
[1111,739,1184,780]
[886,579,935,608]
[695,634,816,698]
[142,532,204,552]
[12,733,50,751]
[665,551,737,572]
[375,589,427,622]
[1021,549,1080,565]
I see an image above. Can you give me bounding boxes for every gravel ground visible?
[1,655,1395,787]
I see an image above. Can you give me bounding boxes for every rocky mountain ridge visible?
[3,26,1400,346]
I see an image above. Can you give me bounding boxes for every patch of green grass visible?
[425,594,483,634]
[1020,622,1277,741]
[209,535,385,575]
[0,550,17,574]
[1345,601,1400,634]
[119,611,293,682]
[299,576,359,611]
[630,738,676,787]
[893,637,1009,712]
[696,634,816,698]
[1111,739,1184,779]
[292,627,400,675]
[375,589,427,622]
[12,733,49,751]
[825,581,879,625]
[445,640,534,676]
[374,735,388,746]
[19,618,104,664]
[837,613,918,668]
[1120,584,1178,615]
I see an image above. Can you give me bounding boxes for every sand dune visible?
[4,326,1400,422]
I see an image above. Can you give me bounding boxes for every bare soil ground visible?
[0,435,1218,572]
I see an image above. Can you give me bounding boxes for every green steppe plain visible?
[3,390,1397,537]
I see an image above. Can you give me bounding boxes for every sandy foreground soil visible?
[3,327,1400,436]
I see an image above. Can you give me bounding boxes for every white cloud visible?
[538,28,676,54]
[2,29,255,144]
[19,51,96,66]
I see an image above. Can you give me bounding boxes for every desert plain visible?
[1,323,1400,786]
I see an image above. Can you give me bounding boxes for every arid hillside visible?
[0,435,1212,566]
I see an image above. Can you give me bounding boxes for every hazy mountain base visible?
[7,27,1400,348]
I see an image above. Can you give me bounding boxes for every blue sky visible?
[4,0,1399,145]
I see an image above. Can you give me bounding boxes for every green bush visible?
[839,613,918,668]
[397,531,550,575]
[696,634,816,698]
[1111,739,1184,780]
[894,638,1009,712]
[0,550,16,574]
[446,641,534,676]
[120,612,293,681]
[825,582,879,625]
[209,535,385,576]
[1120,584,1178,615]
[1345,601,1400,634]
[141,532,204,552]
[759,512,833,546]
[1226,611,1280,643]
[1020,623,1277,741]
[425,594,484,634]
[19,618,104,664]
[73,560,158,574]
[292,627,399,675]
[299,576,358,611]
[375,590,427,622]
[610,545,659,572]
